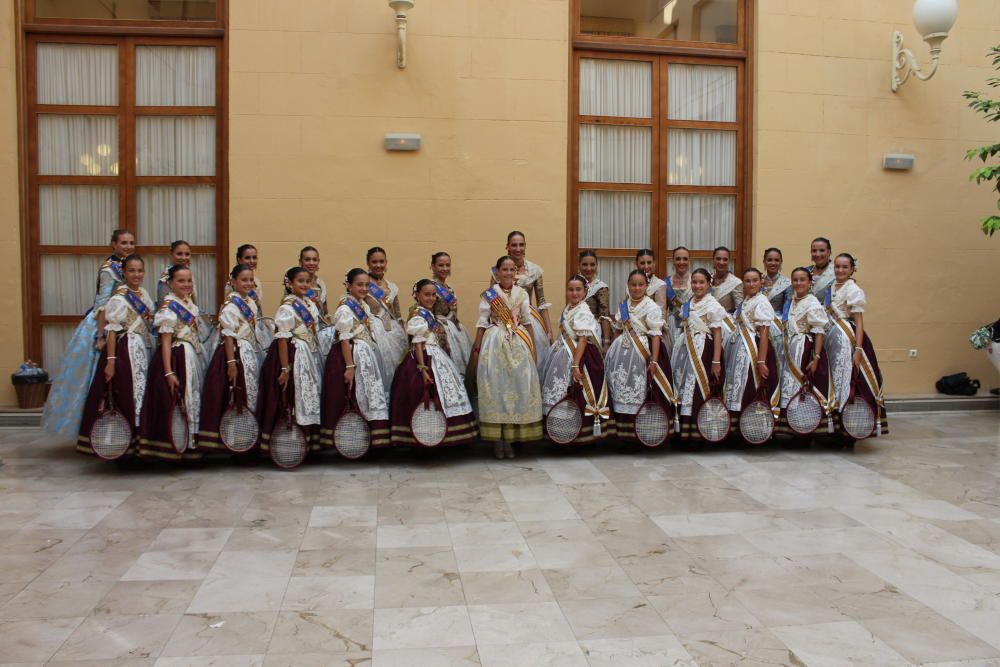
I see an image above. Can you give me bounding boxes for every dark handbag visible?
[935,372,980,396]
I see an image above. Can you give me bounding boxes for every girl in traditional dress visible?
[664,246,694,360]
[228,244,274,349]
[710,246,743,314]
[778,267,831,437]
[824,253,888,437]
[491,231,553,368]
[258,267,325,456]
[473,255,543,459]
[76,254,154,457]
[139,265,204,460]
[674,268,728,440]
[156,240,193,307]
[723,268,779,430]
[292,246,329,321]
[320,269,391,451]
[539,274,612,443]
[636,248,668,318]
[44,229,134,440]
[762,247,791,313]
[390,280,477,447]
[808,237,836,298]
[577,251,612,351]
[364,246,407,392]
[606,270,676,443]
[198,264,265,453]
[430,251,473,376]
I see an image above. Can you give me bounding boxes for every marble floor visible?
[0,412,998,667]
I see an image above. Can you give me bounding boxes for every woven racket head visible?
[635,400,669,447]
[739,400,774,445]
[786,387,822,435]
[169,402,190,453]
[270,420,307,469]
[546,397,583,445]
[697,396,730,443]
[221,408,259,453]
[841,398,875,440]
[334,410,370,459]
[411,395,447,447]
[91,406,132,460]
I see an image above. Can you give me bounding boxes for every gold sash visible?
[560,329,610,435]
[626,322,677,405]
[828,310,884,410]
[782,330,829,411]
[484,290,536,362]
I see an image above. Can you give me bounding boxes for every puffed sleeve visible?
[847,284,866,313]
[273,304,296,339]
[705,301,727,329]
[806,303,829,334]
[153,305,179,335]
[644,302,665,336]
[333,305,358,340]
[476,296,492,329]
[751,298,776,328]
[407,316,430,343]
[534,273,551,310]
[651,284,667,314]
[219,303,242,339]
[571,307,598,337]
[103,296,129,332]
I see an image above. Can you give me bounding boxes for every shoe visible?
[493,442,504,459]
[503,442,515,459]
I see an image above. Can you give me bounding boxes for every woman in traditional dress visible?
[539,275,612,444]
[364,246,407,393]
[723,268,779,432]
[491,231,552,369]
[605,270,676,444]
[44,229,134,440]
[824,253,888,437]
[76,254,154,458]
[710,246,743,314]
[808,237,836,298]
[577,251,612,351]
[229,244,273,348]
[258,267,324,456]
[139,265,205,460]
[198,264,265,454]
[636,248,668,318]
[430,251,473,376]
[320,269,391,452]
[762,247,791,313]
[291,246,329,322]
[157,239,217,363]
[778,267,831,437]
[473,255,543,459]
[664,246,694,360]
[674,268,728,440]
[390,280,477,447]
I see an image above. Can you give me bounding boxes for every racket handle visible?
[827,415,834,433]
[593,420,602,438]
[876,421,882,438]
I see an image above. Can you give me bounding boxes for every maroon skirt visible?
[257,340,319,455]
[679,335,725,441]
[77,335,140,457]
[837,332,889,437]
[389,351,477,447]
[615,339,674,445]
[138,345,202,461]
[198,340,254,453]
[777,335,831,436]
[730,334,779,432]
[547,342,615,445]
[319,343,391,451]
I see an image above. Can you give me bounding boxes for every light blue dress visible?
[42,257,122,440]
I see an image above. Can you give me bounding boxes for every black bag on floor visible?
[935,372,981,396]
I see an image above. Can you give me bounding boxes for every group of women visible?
[43,230,888,468]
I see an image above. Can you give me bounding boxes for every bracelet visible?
[106,356,116,360]
[345,364,356,369]
[571,364,580,369]
[712,361,722,365]
[280,367,290,373]
[813,352,820,359]
[226,359,237,365]
[854,346,862,351]
[164,371,176,378]
[756,360,766,365]
[418,364,429,371]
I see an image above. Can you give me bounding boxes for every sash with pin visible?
[824,285,884,414]
[560,315,609,435]
[621,299,678,407]
[289,296,317,330]
[482,288,535,361]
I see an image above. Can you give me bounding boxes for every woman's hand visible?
[572,366,583,384]
[104,358,115,382]
[758,362,769,381]
[94,336,106,352]
[344,367,356,388]
[647,361,658,377]
[711,363,722,383]
[226,362,238,384]
[167,374,181,395]
[278,368,289,389]
[806,359,819,376]
[421,368,433,386]
[852,348,862,368]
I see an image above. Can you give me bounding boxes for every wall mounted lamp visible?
[388,0,415,69]
[892,0,958,92]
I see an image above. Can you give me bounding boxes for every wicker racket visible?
[839,369,876,440]
[168,393,190,454]
[546,384,583,445]
[270,385,307,469]
[220,375,259,453]
[334,395,370,460]
[90,386,132,460]
[786,377,823,436]
[739,386,775,445]
[411,386,448,447]
[635,387,669,448]
[696,384,730,443]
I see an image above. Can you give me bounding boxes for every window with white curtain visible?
[28,35,224,374]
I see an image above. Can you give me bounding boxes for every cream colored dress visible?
[406,315,473,418]
[333,300,390,421]
[723,293,776,412]
[155,294,205,445]
[218,294,265,409]
[674,294,727,417]
[274,296,324,426]
[540,303,600,414]
[605,296,664,415]
[104,287,155,426]
[778,294,829,409]
[825,280,867,410]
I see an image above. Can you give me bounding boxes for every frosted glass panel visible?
[579,191,650,249]
[669,64,736,122]
[668,129,735,186]
[599,257,637,311]
[580,59,652,118]
[42,324,76,380]
[136,116,215,176]
[41,255,103,315]
[137,185,215,245]
[136,46,216,106]
[579,125,651,184]
[37,43,117,106]
[668,194,736,250]
[39,185,118,245]
[580,0,738,44]
[38,115,118,176]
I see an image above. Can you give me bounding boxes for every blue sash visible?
[368,282,386,300]
[230,294,255,324]
[166,299,196,326]
[247,289,258,301]
[483,287,500,304]
[780,298,793,323]
[123,289,150,320]
[618,299,630,323]
[344,297,368,323]
[434,281,456,305]
[682,298,692,321]
[823,286,832,308]
[414,306,439,331]
[664,280,677,305]
[290,298,316,329]
[305,288,318,301]
[105,256,124,281]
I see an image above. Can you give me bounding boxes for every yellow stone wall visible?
[755,0,1000,394]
